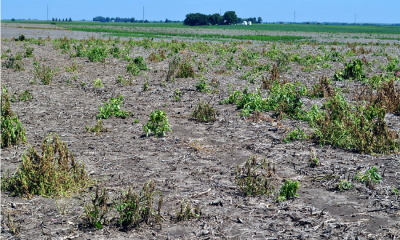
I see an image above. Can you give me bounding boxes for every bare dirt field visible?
[1,25,400,239]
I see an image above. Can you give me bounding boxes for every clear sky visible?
[2,0,400,24]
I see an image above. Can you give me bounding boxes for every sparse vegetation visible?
[191,102,217,122]
[97,96,131,119]
[235,155,276,196]
[1,133,90,199]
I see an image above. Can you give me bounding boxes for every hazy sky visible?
[2,0,400,24]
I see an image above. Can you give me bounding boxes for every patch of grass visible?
[195,78,210,92]
[176,199,201,222]
[6,213,21,236]
[1,133,90,199]
[307,93,400,154]
[97,96,131,119]
[83,187,109,229]
[24,46,34,58]
[176,58,195,78]
[143,110,172,137]
[309,75,335,98]
[277,179,300,202]
[65,60,79,72]
[1,86,26,148]
[191,102,217,122]
[282,127,308,143]
[147,50,166,62]
[235,155,276,197]
[113,180,163,229]
[116,74,135,85]
[85,120,108,134]
[2,55,24,71]
[93,78,104,88]
[143,81,149,91]
[87,46,108,62]
[33,61,55,85]
[126,56,148,76]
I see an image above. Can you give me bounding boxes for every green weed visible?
[336,180,353,192]
[87,46,108,62]
[1,133,90,199]
[277,179,300,202]
[85,120,108,134]
[176,199,201,222]
[84,187,109,229]
[2,55,24,71]
[143,110,172,137]
[1,86,27,148]
[283,127,308,143]
[195,79,210,92]
[33,61,55,85]
[97,96,131,119]
[176,58,195,78]
[93,78,104,88]
[334,59,365,81]
[354,166,381,188]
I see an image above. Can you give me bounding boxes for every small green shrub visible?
[235,156,276,197]
[87,46,108,62]
[334,59,365,81]
[97,96,131,119]
[308,93,399,154]
[24,46,34,58]
[191,102,217,122]
[1,133,90,199]
[33,62,54,85]
[195,79,210,92]
[65,60,79,72]
[336,180,353,192]
[176,199,200,222]
[143,110,172,137]
[278,179,300,202]
[143,81,149,91]
[2,56,24,71]
[176,58,195,78]
[1,86,26,148]
[354,166,381,188]
[93,78,104,88]
[174,89,182,101]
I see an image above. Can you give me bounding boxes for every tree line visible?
[183,11,262,26]
[93,16,136,23]
[52,18,72,22]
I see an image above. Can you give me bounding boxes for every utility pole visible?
[294,11,295,23]
[143,6,144,23]
[47,5,48,21]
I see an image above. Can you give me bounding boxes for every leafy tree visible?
[208,13,222,25]
[130,17,135,23]
[69,17,72,21]
[258,17,262,23]
[11,18,15,21]
[223,11,238,24]
[52,17,54,21]
[165,18,169,23]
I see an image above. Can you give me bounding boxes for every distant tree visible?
[130,17,135,23]
[11,18,15,21]
[223,11,238,24]
[257,17,262,23]
[105,17,110,22]
[52,17,54,21]
[208,13,222,25]
[69,17,72,21]
[144,19,149,23]
[165,18,169,23]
